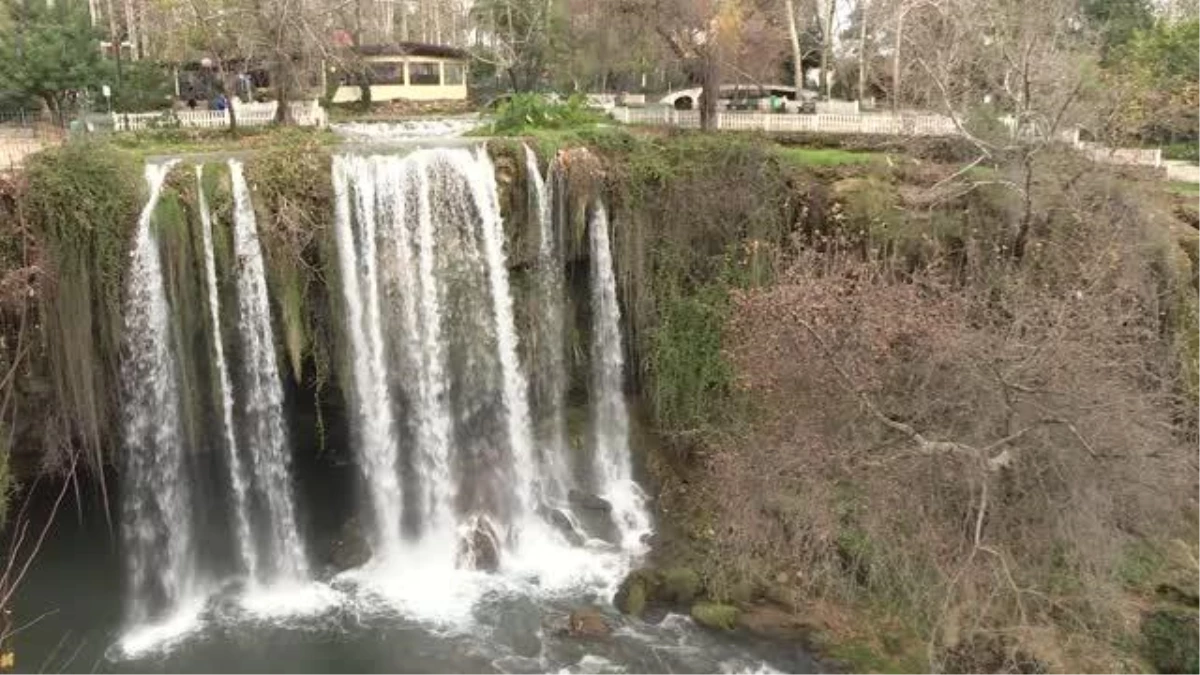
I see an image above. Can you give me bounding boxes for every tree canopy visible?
[0,0,111,116]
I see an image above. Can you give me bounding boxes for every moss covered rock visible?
[659,567,702,604]
[691,602,739,630]
[614,569,657,617]
[1142,607,1199,674]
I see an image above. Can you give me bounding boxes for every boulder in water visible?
[613,568,658,617]
[568,489,612,513]
[566,607,611,638]
[329,516,371,571]
[457,515,501,572]
[690,602,740,630]
[538,505,585,546]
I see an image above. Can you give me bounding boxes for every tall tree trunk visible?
[122,0,139,60]
[380,0,394,41]
[784,0,804,95]
[892,7,902,112]
[821,0,835,99]
[856,0,868,101]
[104,0,123,88]
[432,0,441,43]
[219,64,239,132]
[700,49,719,131]
[400,0,409,40]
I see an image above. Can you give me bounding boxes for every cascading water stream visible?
[588,202,652,551]
[374,154,455,542]
[523,145,571,504]
[196,166,257,581]
[333,155,404,562]
[467,147,538,533]
[120,160,194,626]
[229,160,309,583]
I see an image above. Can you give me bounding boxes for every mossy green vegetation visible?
[1142,607,1200,674]
[690,602,739,630]
[109,125,339,158]
[773,146,886,167]
[22,141,142,470]
[476,93,610,137]
[244,132,337,389]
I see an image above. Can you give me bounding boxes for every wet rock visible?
[456,514,501,572]
[658,567,702,604]
[690,602,739,630]
[486,595,542,657]
[568,489,613,513]
[329,516,371,571]
[613,568,657,617]
[736,604,813,641]
[537,505,585,546]
[566,607,611,638]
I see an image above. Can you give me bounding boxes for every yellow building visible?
[329,43,469,104]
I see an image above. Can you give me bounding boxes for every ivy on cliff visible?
[22,142,142,471]
[244,130,337,390]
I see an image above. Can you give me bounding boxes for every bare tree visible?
[816,0,834,98]
[783,0,804,93]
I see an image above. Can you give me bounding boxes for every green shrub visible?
[1163,142,1199,164]
[488,93,608,135]
[1142,608,1200,673]
[22,141,142,467]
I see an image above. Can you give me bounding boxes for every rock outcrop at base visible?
[456,514,501,572]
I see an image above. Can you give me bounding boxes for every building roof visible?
[354,42,470,61]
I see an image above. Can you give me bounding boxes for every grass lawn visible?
[773,146,887,167]
[1167,180,1200,197]
[107,126,339,157]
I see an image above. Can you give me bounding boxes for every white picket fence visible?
[611,107,958,136]
[112,100,327,132]
[611,106,1173,173]
[1076,141,1162,169]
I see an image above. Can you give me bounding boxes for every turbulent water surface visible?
[8,141,821,675]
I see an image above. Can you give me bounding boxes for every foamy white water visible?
[196,165,257,580]
[120,159,197,627]
[333,117,481,140]
[467,147,538,533]
[588,202,652,551]
[229,160,310,584]
[333,155,405,562]
[524,145,572,504]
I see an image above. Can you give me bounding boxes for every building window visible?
[442,63,465,86]
[408,62,440,85]
[368,62,404,85]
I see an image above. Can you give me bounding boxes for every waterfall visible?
[469,147,537,531]
[333,155,404,561]
[373,153,455,540]
[333,147,554,568]
[524,146,571,504]
[121,160,194,624]
[588,202,651,550]
[229,160,309,583]
[196,166,256,580]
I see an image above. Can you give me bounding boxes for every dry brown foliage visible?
[665,169,1197,671]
